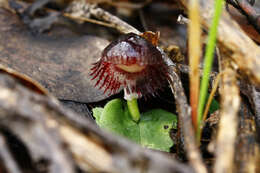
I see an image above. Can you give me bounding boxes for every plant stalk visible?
[197,0,224,140]
[188,0,201,132]
[127,98,140,122]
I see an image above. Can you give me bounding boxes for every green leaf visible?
[92,107,103,122]
[139,109,177,152]
[92,99,177,152]
[93,99,140,143]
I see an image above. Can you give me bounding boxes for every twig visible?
[202,72,222,122]
[89,7,140,34]
[233,100,259,173]
[63,12,115,28]
[0,73,194,173]
[66,1,140,34]
[227,0,260,34]
[214,67,240,173]
[251,86,260,142]
[236,79,260,143]
[168,65,207,173]
[180,0,260,85]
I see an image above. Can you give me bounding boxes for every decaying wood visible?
[168,65,207,173]
[180,0,260,86]
[0,74,75,173]
[227,0,260,34]
[226,1,260,43]
[214,67,240,173]
[251,86,260,140]
[238,80,260,141]
[0,73,194,173]
[234,101,260,173]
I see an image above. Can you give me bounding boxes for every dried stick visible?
[66,1,140,34]
[63,12,115,28]
[226,0,260,34]
[240,83,260,143]
[90,8,140,34]
[0,73,194,173]
[202,72,222,122]
[180,0,260,85]
[237,80,260,142]
[214,67,240,173]
[168,65,207,173]
[251,86,260,143]
[234,101,259,173]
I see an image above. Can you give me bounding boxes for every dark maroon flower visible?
[90,33,169,99]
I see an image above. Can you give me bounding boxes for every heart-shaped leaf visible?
[93,99,177,152]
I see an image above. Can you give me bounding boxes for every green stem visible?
[197,0,224,138]
[127,98,141,122]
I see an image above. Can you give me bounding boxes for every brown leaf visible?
[0,8,114,103]
[140,31,160,46]
[228,4,260,43]
[0,64,49,96]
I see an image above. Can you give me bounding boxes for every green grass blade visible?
[197,0,224,136]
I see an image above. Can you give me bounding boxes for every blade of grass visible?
[197,0,224,140]
[188,0,201,132]
[202,72,222,122]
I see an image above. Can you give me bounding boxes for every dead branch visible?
[0,73,193,173]
[214,67,240,173]
[66,0,141,34]
[251,86,260,141]
[226,0,260,34]
[234,100,259,173]
[180,0,260,86]
[0,74,75,173]
[168,65,207,173]
[238,80,260,142]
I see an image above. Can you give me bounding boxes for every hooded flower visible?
[90,33,169,99]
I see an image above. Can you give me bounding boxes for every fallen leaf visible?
[0,8,115,103]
